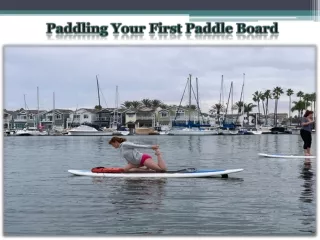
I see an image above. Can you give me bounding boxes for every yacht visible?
[15,127,48,136]
[168,127,218,136]
[68,124,113,136]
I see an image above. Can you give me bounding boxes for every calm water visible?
[3,134,316,236]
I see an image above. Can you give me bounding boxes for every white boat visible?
[15,127,48,136]
[219,129,239,135]
[112,127,130,136]
[168,127,217,136]
[68,125,113,136]
[259,126,272,134]
[247,128,263,135]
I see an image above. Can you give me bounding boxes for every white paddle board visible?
[258,153,316,159]
[68,168,244,178]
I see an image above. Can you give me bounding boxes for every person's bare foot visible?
[155,149,161,156]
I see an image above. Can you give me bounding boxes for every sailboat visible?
[220,78,239,135]
[68,75,113,136]
[168,75,218,136]
[15,89,48,136]
[110,86,130,136]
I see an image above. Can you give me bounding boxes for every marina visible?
[3,134,316,235]
[3,46,316,236]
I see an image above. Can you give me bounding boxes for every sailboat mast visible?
[52,92,55,130]
[242,73,245,126]
[113,85,118,128]
[196,77,200,124]
[37,87,39,128]
[188,74,192,124]
[24,94,28,129]
[231,82,234,115]
[96,75,101,108]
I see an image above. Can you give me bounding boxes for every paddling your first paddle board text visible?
[46,22,279,38]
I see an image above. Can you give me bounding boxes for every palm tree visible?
[121,101,133,109]
[233,101,244,114]
[151,99,162,109]
[272,86,284,127]
[292,100,310,126]
[243,103,257,125]
[303,93,312,110]
[209,103,224,115]
[286,88,294,126]
[141,99,152,108]
[94,105,102,110]
[159,103,169,109]
[186,104,197,110]
[131,101,142,109]
[310,92,316,114]
[263,89,272,125]
[209,103,224,125]
[260,93,266,124]
[252,91,261,123]
[297,91,304,101]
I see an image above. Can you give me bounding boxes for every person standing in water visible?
[108,136,167,172]
[300,110,315,156]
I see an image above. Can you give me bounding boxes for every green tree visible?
[286,88,294,126]
[272,87,284,126]
[141,99,152,108]
[263,89,272,125]
[94,105,102,110]
[252,91,262,123]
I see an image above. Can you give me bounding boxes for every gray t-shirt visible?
[119,142,153,166]
[301,117,313,132]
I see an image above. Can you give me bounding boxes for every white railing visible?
[136,116,154,120]
[96,117,109,121]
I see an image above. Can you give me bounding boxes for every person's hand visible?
[152,145,159,150]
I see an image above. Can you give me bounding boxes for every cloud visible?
[4,45,315,115]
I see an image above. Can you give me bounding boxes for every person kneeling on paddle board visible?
[108,136,167,172]
[300,110,315,156]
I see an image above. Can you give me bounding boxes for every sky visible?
[4,46,316,115]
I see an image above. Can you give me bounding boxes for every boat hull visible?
[68,131,113,136]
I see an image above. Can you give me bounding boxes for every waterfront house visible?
[41,109,73,130]
[3,110,17,130]
[66,108,98,128]
[124,109,137,129]
[109,108,126,128]
[13,109,47,130]
[157,106,209,127]
[93,108,111,128]
[136,107,156,128]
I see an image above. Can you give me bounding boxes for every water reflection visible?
[298,161,316,234]
[299,162,314,204]
[92,178,167,211]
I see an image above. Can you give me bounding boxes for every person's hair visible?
[108,136,127,144]
[304,110,314,117]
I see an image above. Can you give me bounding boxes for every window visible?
[29,115,33,120]
[161,112,168,117]
[127,113,135,117]
[56,114,61,119]
[74,115,80,119]
[176,110,185,117]
[84,115,89,119]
